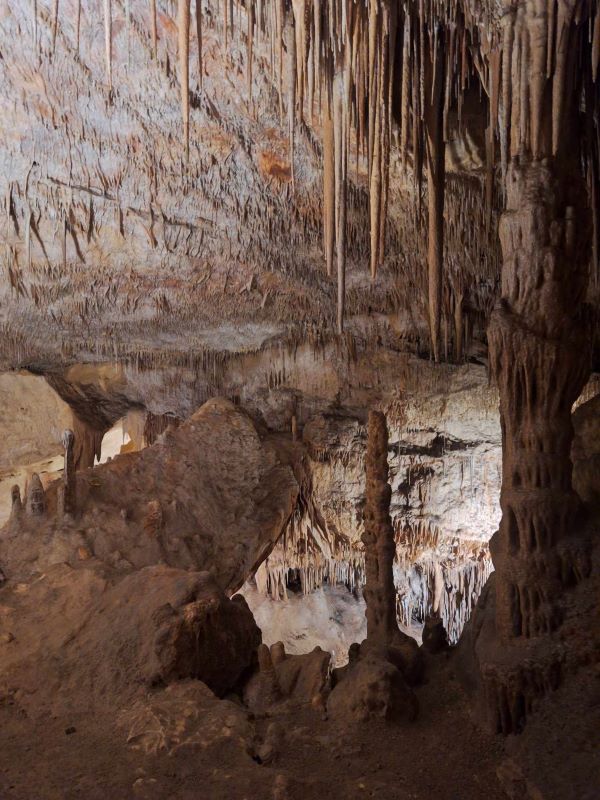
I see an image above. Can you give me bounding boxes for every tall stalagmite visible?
[362,409,398,646]
[361,410,421,681]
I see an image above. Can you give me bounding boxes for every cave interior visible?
[0,1,599,798]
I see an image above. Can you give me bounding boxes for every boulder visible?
[327,654,418,723]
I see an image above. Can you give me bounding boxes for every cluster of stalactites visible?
[135,0,476,340]
[254,489,365,600]
[394,554,493,644]
[489,2,600,162]
[28,2,600,345]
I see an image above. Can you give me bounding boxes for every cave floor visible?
[0,657,506,800]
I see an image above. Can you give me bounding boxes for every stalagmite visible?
[25,473,46,516]
[362,410,398,646]
[61,429,76,516]
[10,485,22,521]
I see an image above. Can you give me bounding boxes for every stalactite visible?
[125,0,131,66]
[333,64,346,334]
[291,0,306,123]
[196,0,203,88]
[276,0,284,122]
[247,0,254,100]
[178,0,191,160]
[75,0,81,54]
[52,0,59,55]
[61,429,76,516]
[424,25,445,362]
[104,0,112,90]
[151,0,158,59]
[322,96,335,277]
[552,1,574,156]
[287,13,297,187]
[32,0,38,51]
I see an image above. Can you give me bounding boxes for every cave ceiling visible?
[3,0,596,380]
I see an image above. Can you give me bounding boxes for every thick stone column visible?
[473,0,596,734]
[483,159,592,732]
[489,161,591,640]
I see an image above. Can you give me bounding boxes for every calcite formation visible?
[327,409,420,721]
[60,428,76,516]
[475,0,598,735]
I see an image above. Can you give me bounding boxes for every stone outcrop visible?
[118,680,255,758]
[244,641,331,715]
[72,566,261,698]
[328,652,419,723]
[0,398,299,593]
[0,561,261,709]
[572,392,600,505]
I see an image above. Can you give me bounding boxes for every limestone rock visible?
[327,654,418,723]
[72,566,261,698]
[118,680,254,758]
[1,398,299,593]
[244,642,331,713]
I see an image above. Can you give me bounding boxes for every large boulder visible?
[70,566,262,698]
[118,680,255,758]
[1,398,299,592]
[0,563,261,712]
[327,654,418,723]
[243,641,331,714]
